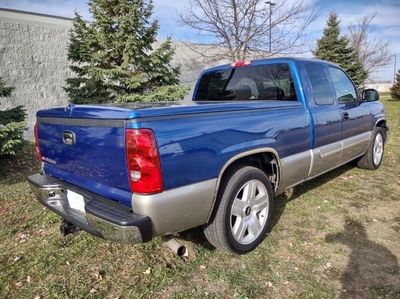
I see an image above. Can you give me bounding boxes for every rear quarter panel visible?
[127,103,310,190]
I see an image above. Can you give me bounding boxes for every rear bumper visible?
[27,173,152,243]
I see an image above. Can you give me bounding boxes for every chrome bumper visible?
[27,174,152,243]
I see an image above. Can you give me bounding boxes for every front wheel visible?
[204,166,274,254]
[357,127,385,170]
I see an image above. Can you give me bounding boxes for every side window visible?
[305,62,334,105]
[328,67,357,103]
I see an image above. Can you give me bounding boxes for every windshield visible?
[194,63,297,102]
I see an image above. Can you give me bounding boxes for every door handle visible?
[342,112,349,121]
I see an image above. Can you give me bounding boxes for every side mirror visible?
[362,89,379,102]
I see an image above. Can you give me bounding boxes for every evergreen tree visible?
[313,12,367,88]
[0,78,26,157]
[65,0,187,104]
[390,70,400,100]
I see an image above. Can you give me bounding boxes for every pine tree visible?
[313,12,367,88]
[65,0,187,104]
[390,70,400,100]
[0,78,26,157]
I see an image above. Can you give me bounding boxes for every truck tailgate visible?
[37,113,131,206]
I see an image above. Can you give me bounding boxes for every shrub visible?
[0,78,26,157]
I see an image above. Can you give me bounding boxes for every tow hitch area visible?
[60,219,80,236]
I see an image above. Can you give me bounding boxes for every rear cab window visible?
[194,63,298,102]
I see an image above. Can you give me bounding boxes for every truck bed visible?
[37,100,310,207]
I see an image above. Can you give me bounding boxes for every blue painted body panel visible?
[297,60,343,148]
[39,122,132,206]
[128,102,310,189]
[36,57,386,207]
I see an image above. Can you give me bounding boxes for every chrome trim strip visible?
[319,147,341,159]
[37,116,125,127]
[132,179,218,236]
[342,132,371,149]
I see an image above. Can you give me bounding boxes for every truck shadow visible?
[326,219,400,297]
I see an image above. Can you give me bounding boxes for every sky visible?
[0,0,399,81]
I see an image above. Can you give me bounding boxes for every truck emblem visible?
[62,130,76,145]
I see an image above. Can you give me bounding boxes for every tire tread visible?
[357,127,385,170]
[204,165,273,254]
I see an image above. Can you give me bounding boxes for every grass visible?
[1,96,399,298]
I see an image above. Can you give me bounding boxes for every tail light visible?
[125,128,163,194]
[34,122,42,161]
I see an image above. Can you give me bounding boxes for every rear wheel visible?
[204,166,274,254]
[357,127,385,170]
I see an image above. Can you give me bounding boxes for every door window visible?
[328,67,357,103]
[305,62,334,105]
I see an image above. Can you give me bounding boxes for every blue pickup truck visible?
[28,57,387,254]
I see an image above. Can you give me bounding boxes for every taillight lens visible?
[125,128,163,194]
[34,122,42,161]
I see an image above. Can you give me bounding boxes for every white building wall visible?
[364,83,392,93]
[0,9,226,139]
[0,9,73,139]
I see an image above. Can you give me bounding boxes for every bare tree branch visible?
[348,14,392,78]
[179,0,316,61]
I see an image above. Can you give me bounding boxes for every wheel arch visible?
[375,118,387,128]
[375,118,388,140]
[206,148,281,222]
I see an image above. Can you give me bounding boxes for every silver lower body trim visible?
[278,131,371,193]
[284,152,366,190]
[132,179,218,236]
[278,150,311,192]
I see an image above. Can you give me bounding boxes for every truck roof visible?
[202,57,339,74]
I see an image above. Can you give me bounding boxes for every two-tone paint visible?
[35,57,387,237]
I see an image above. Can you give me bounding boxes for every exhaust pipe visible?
[162,236,187,257]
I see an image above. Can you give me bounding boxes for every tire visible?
[357,127,385,170]
[204,166,274,254]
